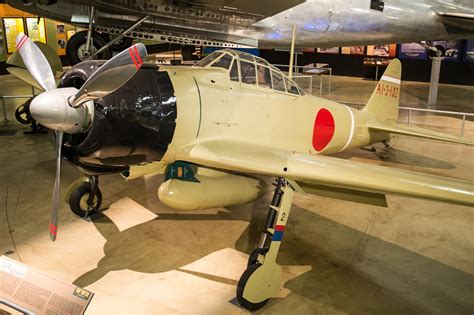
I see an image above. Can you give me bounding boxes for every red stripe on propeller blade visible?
[17,35,28,50]
[128,47,140,70]
[133,46,143,65]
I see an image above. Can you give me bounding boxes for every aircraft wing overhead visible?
[167,0,306,21]
[176,140,474,207]
[435,6,474,32]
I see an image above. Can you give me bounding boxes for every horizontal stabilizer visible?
[368,122,473,145]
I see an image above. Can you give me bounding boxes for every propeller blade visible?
[49,131,63,241]
[70,43,147,107]
[15,33,56,91]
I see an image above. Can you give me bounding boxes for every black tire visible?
[15,101,32,125]
[236,263,269,311]
[69,182,102,217]
[66,31,112,66]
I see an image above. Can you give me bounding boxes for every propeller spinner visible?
[15,33,147,240]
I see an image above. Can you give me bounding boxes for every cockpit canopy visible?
[194,49,305,96]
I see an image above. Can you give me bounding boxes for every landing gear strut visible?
[67,176,102,217]
[236,178,295,311]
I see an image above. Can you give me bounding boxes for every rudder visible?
[363,59,401,124]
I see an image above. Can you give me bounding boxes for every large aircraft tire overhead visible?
[66,30,112,65]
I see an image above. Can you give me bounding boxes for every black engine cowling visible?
[59,61,177,175]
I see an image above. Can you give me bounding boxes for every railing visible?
[339,101,473,137]
[292,75,313,95]
[272,64,332,95]
[0,86,37,126]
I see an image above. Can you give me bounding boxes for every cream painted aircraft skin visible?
[152,50,473,208]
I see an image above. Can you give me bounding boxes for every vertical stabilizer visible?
[363,59,401,124]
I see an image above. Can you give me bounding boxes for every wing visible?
[176,140,473,207]
[97,0,305,25]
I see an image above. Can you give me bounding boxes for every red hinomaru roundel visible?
[312,108,335,151]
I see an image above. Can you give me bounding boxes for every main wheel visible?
[66,31,112,65]
[69,182,102,217]
[236,263,269,311]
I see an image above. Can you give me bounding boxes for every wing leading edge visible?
[176,140,473,207]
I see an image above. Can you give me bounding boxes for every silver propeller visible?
[15,33,147,241]
[15,33,56,91]
[69,43,147,107]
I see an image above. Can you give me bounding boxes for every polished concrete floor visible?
[0,73,473,314]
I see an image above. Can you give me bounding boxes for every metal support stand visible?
[84,175,99,217]
[92,15,150,57]
[428,57,444,105]
[84,5,96,58]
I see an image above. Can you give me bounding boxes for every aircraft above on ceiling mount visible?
[6,0,474,64]
[15,33,473,311]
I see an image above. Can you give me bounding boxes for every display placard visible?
[367,44,396,57]
[464,40,474,62]
[0,256,94,314]
[398,43,427,60]
[26,17,47,44]
[3,17,25,54]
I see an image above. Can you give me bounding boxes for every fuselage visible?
[62,50,386,171]
[6,0,474,49]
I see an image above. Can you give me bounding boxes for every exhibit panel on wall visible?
[398,43,428,60]
[3,17,24,54]
[367,44,397,57]
[26,17,46,44]
[341,46,364,55]
[317,47,339,54]
[465,40,474,62]
[433,40,461,61]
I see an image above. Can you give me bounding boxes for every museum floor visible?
[0,73,473,314]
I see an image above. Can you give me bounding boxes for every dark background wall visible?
[260,48,474,86]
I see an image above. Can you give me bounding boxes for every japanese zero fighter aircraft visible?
[14,33,473,311]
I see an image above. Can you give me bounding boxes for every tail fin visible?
[363,59,401,125]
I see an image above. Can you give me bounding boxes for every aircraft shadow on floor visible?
[72,193,473,314]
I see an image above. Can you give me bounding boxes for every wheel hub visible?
[77,43,98,61]
[79,193,99,212]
